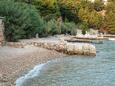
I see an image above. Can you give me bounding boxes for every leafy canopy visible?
[0,0,44,41]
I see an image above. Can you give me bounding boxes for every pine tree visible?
[0,1,44,41]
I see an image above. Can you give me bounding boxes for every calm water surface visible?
[16,41,115,86]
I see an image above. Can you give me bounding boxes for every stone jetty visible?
[7,37,96,56]
[65,38,103,44]
[73,35,107,40]
[64,35,108,44]
[104,35,115,38]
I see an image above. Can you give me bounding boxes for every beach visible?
[0,46,65,86]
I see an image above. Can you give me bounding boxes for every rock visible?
[0,74,8,82]
[24,44,34,48]
[66,43,75,54]
[89,44,96,55]
[76,45,83,55]
[82,44,90,55]
[74,44,82,54]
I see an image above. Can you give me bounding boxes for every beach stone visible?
[0,74,8,82]
[24,44,34,48]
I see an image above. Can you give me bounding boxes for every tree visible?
[61,22,77,35]
[104,1,115,34]
[79,22,88,35]
[47,19,61,35]
[14,0,32,4]
[93,0,104,11]
[0,1,44,41]
[78,7,103,29]
[79,0,94,11]
[58,0,80,23]
[32,0,60,21]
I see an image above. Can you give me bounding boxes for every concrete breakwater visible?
[104,35,115,38]
[63,35,108,44]
[73,36,107,40]
[7,38,96,56]
[65,38,103,44]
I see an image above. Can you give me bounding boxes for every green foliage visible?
[32,0,60,21]
[79,22,88,35]
[14,0,61,21]
[61,22,77,35]
[14,0,32,4]
[46,19,61,35]
[58,0,80,23]
[105,1,115,13]
[79,0,94,11]
[37,19,77,36]
[0,0,44,41]
[78,7,103,29]
[93,0,104,11]
[1,0,114,41]
[14,0,106,32]
[104,1,115,34]
[108,0,115,2]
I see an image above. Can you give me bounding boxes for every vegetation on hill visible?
[104,1,115,34]
[0,0,114,41]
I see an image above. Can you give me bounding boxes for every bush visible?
[0,0,44,41]
[61,22,77,35]
[41,20,77,36]
[46,19,61,35]
[79,22,89,35]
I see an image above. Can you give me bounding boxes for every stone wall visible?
[0,18,4,46]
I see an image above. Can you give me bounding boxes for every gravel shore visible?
[0,46,65,86]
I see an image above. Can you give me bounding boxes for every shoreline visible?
[0,46,66,86]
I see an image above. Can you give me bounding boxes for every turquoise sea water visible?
[16,40,115,86]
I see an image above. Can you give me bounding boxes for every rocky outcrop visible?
[7,38,96,56]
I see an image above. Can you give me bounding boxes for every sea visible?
[16,40,115,86]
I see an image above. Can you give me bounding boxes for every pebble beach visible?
[0,46,65,86]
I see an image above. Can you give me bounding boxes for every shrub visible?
[46,19,61,35]
[79,22,89,35]
[61,22,77,35]
[0,0,44,41]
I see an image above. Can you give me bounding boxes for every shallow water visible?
[16,40,115,86]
